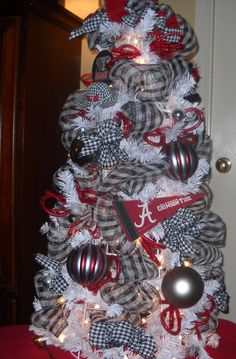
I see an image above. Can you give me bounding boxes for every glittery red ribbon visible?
[114,111,132,138]
[160,300,182,335]
[76,183,97,205]
[150,31,184,59]
[108,44,142,66]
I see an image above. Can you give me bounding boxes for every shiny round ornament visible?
[70,138,95,167]
[41,272,53,289]
[66,243,109,287]
[161,266,204,308]
[164,140,198,181]
[172,109,185,122]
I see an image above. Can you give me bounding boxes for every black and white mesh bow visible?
[75,120,128,169]
[35,254,69,294]
[74,82,118,110]
[160,208,200,260]
[89,320,156,359]
[154,13,184,43]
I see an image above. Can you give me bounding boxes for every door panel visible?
[0,18,19,325]
[196,0,236,322]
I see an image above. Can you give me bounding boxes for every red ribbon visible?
[104,0,128,23]
[76,183,97,205]
[114,111,132,138]
[150,31,184,59]
[40,191,71,217]
[40,184,97,218]
[87,255,121,293]
[143,107,205,147]
[160,300,182,335]
[139,235,166,266]
[108,44,142,67]
[193,294,215,339]
[181,108,205,134]
[80,73,93,87]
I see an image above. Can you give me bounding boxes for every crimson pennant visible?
[113,192,205,241]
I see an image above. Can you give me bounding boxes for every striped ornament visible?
[164,140,198,181]
[66,244,109,287]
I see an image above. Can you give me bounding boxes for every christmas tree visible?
[30,1,229,358]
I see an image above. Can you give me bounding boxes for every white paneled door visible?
[196,0,236,322]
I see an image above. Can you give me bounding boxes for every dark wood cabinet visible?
[0,0,82,325]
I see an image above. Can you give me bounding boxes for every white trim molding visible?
[195,0,215,135]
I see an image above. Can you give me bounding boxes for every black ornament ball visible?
[164,140,198,181]
[172,109,185,122]
[66,243,109,287]
[70,138,94,167]
[161,266,204,308]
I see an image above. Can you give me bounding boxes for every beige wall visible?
[164,0,195,28]
[65,0,99,88]
[64,1,196,88]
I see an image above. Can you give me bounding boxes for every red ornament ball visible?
[66,243,109,287]
[164,140,198,181]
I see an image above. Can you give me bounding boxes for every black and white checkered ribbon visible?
[154,14,184,43]
[161,208,200,260]
[35,254,69,295]
[214,286,229,313]
[70,10,106,39]
[89,320,156,359]
[74,82,118,110]
[77,120,128,169]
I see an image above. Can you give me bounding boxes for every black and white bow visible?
[35,254,69,295]
[89,320,156,359]
[78,120,128,169]
[155,13,184,43]
[69,10,107,39]
[161,208,200,260]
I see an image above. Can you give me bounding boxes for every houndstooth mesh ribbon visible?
[69,10,106,39]
[35,254,69,294]
[89,320,156,359]
[214,285,229,313]
[73,120,128,169]
[160,208,200,260]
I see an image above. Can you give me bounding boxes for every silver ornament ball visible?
[164,140,198,181]
[172,109,185,121]
[161,266,204,308]
[66,243,109,287]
